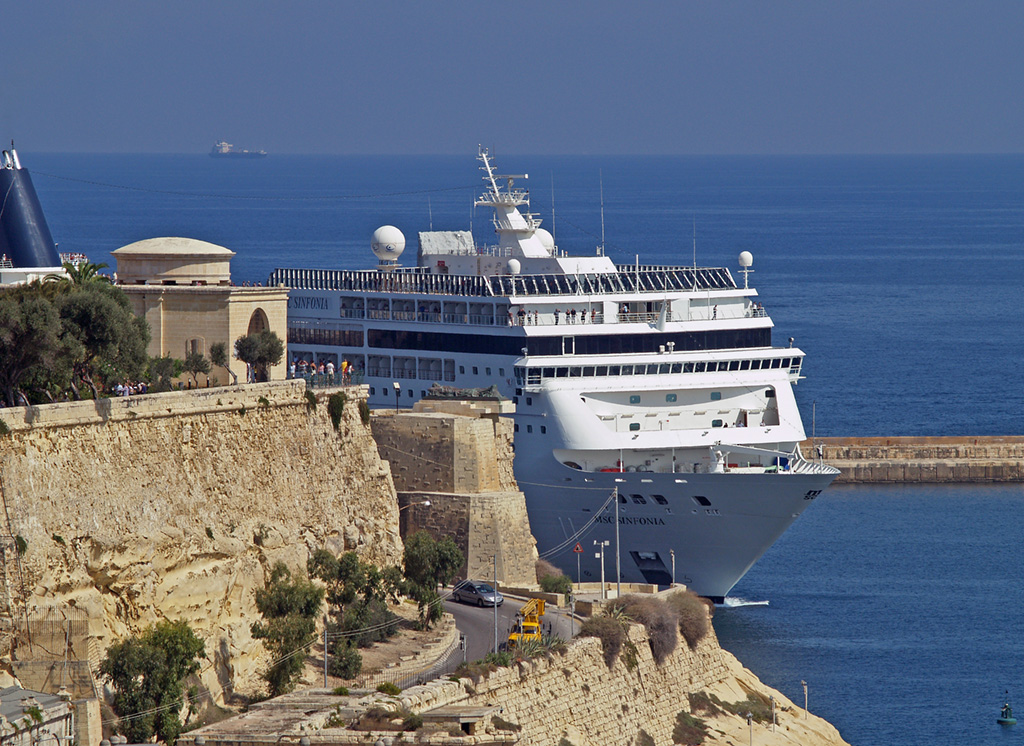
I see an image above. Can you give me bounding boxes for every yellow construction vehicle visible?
[507,598,546,649]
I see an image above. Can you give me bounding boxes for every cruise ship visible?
[273,148,839,601]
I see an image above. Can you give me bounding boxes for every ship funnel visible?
[0,150,61,268]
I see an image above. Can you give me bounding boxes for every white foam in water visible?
[721,597,770,608]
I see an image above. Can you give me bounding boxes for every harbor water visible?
[26,152,1024,744]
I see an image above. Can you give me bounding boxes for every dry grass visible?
[579,615,626,668]
[608,594,679,664]
[666,590,711,649]
[535,558,564,583]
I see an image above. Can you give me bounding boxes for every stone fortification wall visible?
[397,621,847,746]
[804,436,1024,483]
[372,407,537,588]
[0,381,403,702]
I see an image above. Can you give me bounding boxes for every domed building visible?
[113,237,288,384]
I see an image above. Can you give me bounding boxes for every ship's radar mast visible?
[475,147,550,258]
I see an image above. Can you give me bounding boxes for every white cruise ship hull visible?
[272,147,840,601]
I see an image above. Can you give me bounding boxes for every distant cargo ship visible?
[209,141,267,158]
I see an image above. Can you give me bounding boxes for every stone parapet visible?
[802,436,1024,483]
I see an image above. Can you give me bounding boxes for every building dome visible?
[113,237,236,285]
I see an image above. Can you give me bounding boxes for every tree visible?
[0,286,62,407]
[56,283,150,398]
[147,354,184,392]
[99,619,206,746]
[307,550,404,674]
[402,531,463,629]
[209,341,237,385]
[250,562,323,696]
[234,330,284,383]
[183,350,211,388]
[45,261,111,288]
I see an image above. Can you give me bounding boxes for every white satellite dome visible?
[738,251,753,268]
[535,228,555,253]
[506,258,522,275]
[371,225,406,261]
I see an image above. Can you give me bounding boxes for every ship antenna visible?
[550,171,556,247]
[599,169,606,256]
[428,197,433,231]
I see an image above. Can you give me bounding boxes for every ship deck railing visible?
[269,264,737,298]
[293,371,364,389]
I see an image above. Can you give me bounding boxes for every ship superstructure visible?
[273,148,838,600]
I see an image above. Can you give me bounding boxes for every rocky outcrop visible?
[0,381,403,703]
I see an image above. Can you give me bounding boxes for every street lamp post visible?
[670,549,676,586]
[392,381,400,411]
[801,680,808,718]
[492,554,499,654]
[594,540,609,600]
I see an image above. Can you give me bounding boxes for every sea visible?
[25,152,1024,745]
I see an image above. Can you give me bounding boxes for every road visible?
[443,593,578,663]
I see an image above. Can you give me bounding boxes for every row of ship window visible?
[515,357,800,384]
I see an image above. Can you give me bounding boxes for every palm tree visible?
[44,261,111,288]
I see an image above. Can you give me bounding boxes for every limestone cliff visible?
[0,381,403,703]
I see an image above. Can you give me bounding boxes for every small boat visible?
[997,693,1016,725]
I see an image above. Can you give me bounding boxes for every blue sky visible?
[5,1,1023,154]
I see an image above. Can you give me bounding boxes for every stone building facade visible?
[113,237,288,384]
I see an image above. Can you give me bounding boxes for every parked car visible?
[452,579,504,607]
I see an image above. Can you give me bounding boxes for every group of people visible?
[113,381,148,396]
[290,358,354,383]
[508,307,598,326]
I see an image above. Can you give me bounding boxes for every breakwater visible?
[802,436,1024,483]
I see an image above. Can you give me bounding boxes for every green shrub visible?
[579,615,625,668]
[329,641,362,679]
[51,534,66,546]
[358,399,371,425]
[205,526,214,540]
[672,711,709,745]
[328,392,347,430]
[257,396,270,408]
[0,419,10,437]
[377,681,402,696]
[401,711,423,731]
[15,535,27,556]
[609,594,679,664]
[304,389,317,411]
[331,685,350,696]
[535,558,563,583]
[687,692,724,717]
[539,573,572,596]
[666,590,710,649]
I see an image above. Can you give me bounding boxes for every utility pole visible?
[323,616,328,687]
[613,485,621,599]
[802,680,808,718]
[670,549,676,586]
[493,554,499,654]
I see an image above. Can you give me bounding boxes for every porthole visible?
[629,395,641,404]
[711,392,722,401]
[652,495,668,505]
[691,495,711,507]
[631,494,647,504]
[666,393,677,403]
[629,422,641,431]
[712,419,723,427]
